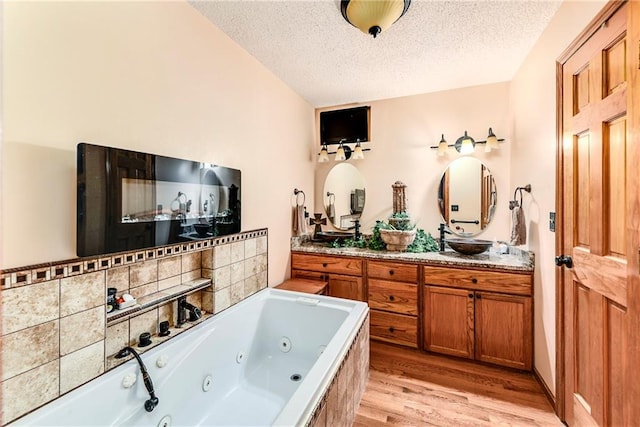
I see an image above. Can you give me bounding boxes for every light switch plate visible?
[549,212,556,232]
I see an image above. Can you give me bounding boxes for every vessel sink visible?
[446,238,493,255]
[314,231,354,242]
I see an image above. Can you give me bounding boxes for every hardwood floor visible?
[354,342,562,426]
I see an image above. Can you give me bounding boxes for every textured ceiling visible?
[190,0,562,107]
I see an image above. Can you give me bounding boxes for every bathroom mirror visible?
[323,163,366,230]
[438,157,496,237]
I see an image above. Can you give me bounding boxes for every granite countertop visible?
[291,237,534,273]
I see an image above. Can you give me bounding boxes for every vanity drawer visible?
[423,266,532,296]
[368,279,417,315]
[367,261,418,282]
[370,310,417,348]
[291,253,362,276]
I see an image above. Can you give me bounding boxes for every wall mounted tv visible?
[320,106,370,144]
[77,143,241,257]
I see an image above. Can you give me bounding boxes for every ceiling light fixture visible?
[430,128,504,156]
[341,0,412,38]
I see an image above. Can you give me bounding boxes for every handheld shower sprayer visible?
[115,346,159,412]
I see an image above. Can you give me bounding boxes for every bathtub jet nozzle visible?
[115,346,159,413]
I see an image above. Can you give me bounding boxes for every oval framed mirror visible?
[323,163,366,230]
[438,157,496,237]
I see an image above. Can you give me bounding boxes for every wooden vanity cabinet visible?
[291,253,364,301]
[367,260,419,348]
[423,266,533,370]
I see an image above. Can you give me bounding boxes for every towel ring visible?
[293,188,305,206]
[326,192,335,204]
[510,184,532,210]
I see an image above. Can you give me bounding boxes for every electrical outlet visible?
[549,212,556,232]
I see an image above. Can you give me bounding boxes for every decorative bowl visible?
[446,238,493,255]
[379,229,416,252]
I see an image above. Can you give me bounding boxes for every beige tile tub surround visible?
[309,315,370,427]
[0,229,268,425]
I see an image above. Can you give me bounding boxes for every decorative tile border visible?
[0,229,268,289]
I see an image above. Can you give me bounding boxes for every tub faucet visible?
[177,296,202,326]
[115,346,159,412]
[439,223,452,252]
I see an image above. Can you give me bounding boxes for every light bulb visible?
[436,134,448,156]
[318,145,329,163]
[335,144,346,161]
[486,128,499,150]
[459,132,475,155]
[352,143,365,160]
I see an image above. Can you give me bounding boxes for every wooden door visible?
[559,3,628,425]
[423,286,474,359]
[475,292,532,370]
[328,273,364,301]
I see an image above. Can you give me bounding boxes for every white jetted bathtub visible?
[12,288,369,426]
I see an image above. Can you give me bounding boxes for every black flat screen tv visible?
[320,106,370,144]
[77,143,241,257]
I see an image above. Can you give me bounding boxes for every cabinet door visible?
[328,273,364,301]
[424,286,474,359]
[475,292,532,370]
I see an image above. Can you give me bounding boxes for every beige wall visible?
[315,82,512,241]
[2,0,615,403]
[510,0,607,395]
[1,2,315,284]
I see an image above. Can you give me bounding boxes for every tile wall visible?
[0,229,268,425]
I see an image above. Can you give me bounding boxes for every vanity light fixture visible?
[341,0,411,38]
[484,127,500,152]
[430,128,504,156]
[352,142,365,160]
[458,131,475,155]
[318,144,330,163]
[317,139,370,162]
[436,135,448,157]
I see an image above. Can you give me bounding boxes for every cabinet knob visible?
[468,293,474,298]
[388,327,395,333]
[389,295,395,302]
[322,263,327,268]
[476,293,482,299]
[471,278,478,284]
[389,270,394,276]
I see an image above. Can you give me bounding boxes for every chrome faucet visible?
[115,347,159,412]
[439,223,452,252]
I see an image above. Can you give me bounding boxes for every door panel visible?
[606,117,627,257]
[475,292,532,370]
[560,3,628,425]
[328,274,364,301]
[423,286,474,359]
